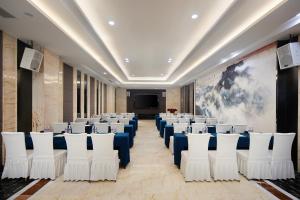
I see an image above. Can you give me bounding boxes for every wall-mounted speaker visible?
[277,42,300,70]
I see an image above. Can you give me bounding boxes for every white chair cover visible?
[94,122,109,133]
[89,118,100,123]
[30,132,66,180]
[71,122,86,134]
[192,123,206,134]
[237,132,272,179]
[90,134,119,181]
[108,118,119,124]
[194,118,206,123]
[209,134,239,180]
[206,118,218,126]
[1,132,33,179]
[52,123,68,133]
[75,118,88,123]
[119,118,130,125]
[216,124,233,134]
[270,133,295,180]
[111,123,124,133]
[178,118,189,123]
[169,123,188,154]
[180,134,211,181]
[233,125,248,134]
[64,133,92,181]
[166,118,178,125]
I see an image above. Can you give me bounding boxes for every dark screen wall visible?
[90,77,95,116]
[276,38,298,167]
[0,31,2,169]
[17,40,32,133]
[63,64,73,122]
[127,89,166,119]
[181,82,194,114]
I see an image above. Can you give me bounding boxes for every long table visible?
[173,132,273,168]
[164,125,216,148]
[25,133,130,168]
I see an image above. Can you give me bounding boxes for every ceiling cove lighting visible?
[108,20,115,26]
[191,14,199,19]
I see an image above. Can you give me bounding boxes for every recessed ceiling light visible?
[168,58,172,63]
[124,58,129,63]
[103,72,107,75]
[108,20,115,26]
[191,14,198,19]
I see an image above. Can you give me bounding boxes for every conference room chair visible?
[206,118,218,126]
[30,132,66,180]
[111,123,125,133]
[90,133,119,181]
[194,117,206,123]
[233,125,248,134]
[119,118,130,125]
[94,122,109,133]
[89,118,100,124]
[209,134,240,181]
[64,133,92,181]
[166,118,178,126]
[110,113,117,118]
[178,117,189,123]
[70,122,86,134]
[75,118,89,123]
[181,134,211,181]
[108,118,119,124]
[169,123,189,154]
[52,122,68,133]
[237,132,272,179]
[270,133,296,180]
[1,132,33,179]
[192,123,207,134]
[216,124,233,134]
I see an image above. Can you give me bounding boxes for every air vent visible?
[0,7,15,18]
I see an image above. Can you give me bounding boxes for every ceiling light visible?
[103,72,107,75]
[168,58,172,63]
[191,14,199,19]
[124,58,129,63]
[108,20,115,26]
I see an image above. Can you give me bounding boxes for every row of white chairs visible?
[168,123,248,154]
[180,132,295,181]
[165,117,219,126]
[1,132,119,181]
[52,122,125,134]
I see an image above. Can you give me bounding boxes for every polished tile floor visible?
[27,120,275,200]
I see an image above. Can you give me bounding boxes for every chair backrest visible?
[178,118,188,123]
[166,118,178,125]
[272,133,295,161]
[194,118,206,123]
[248,133,272,160]
[91,133,114,158]
[119,118,130,125]
[173,123,188,133]
[216,134,239,158]
[192,123,206,134]
[94,122,109,133]
[2,132,27,159]
[216,124,233,133]
[108,118,119,124]
[71,122,86,133]
[52,123,68,133]
[111,123,124,133]
[64,133,88,160]
[188,134,210,158]
[75,118,88,123]
[206,118,218,125]
[233,125,248,133]
[89,118,100,123]
[30,132,54,158]
[159,113,166,118]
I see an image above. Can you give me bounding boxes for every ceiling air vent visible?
[0,7,15,18]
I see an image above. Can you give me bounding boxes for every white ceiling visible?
[0,0,300,88]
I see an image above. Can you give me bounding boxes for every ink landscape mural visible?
[195,45,277,132]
